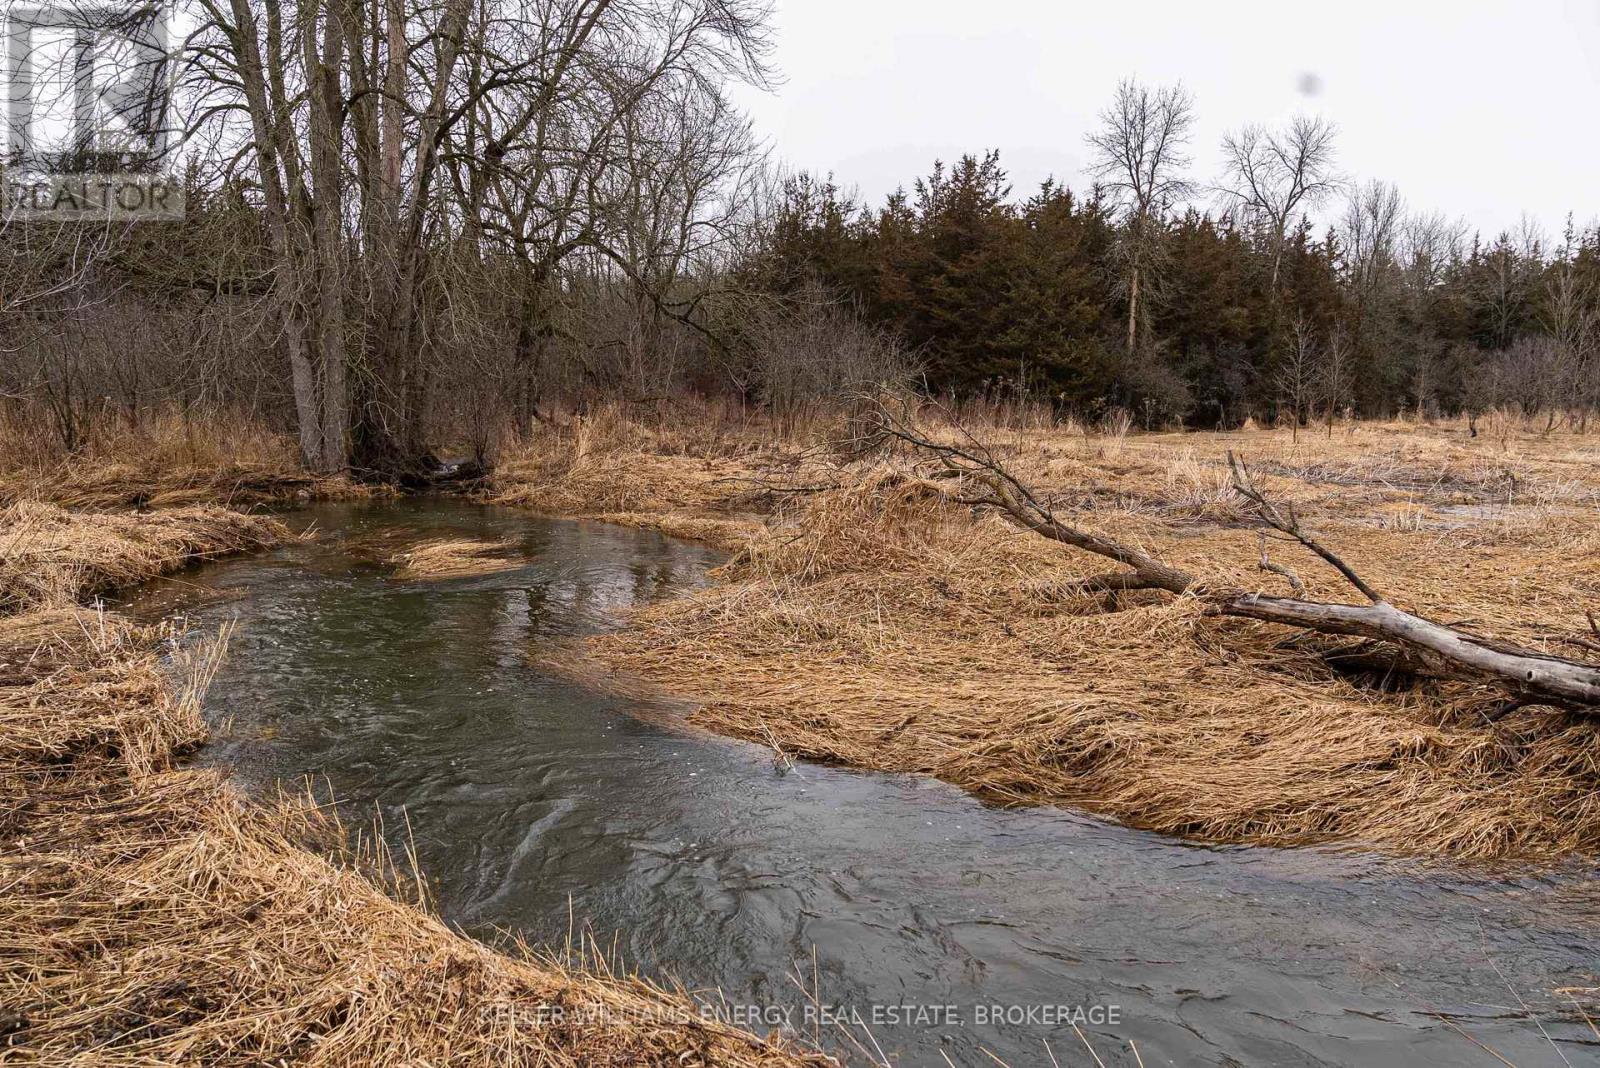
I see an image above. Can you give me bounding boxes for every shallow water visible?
[127,500,1600,1067]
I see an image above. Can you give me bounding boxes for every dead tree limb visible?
[864,400,1600,713]
[1255,532,1306,596]
[1227,452,1384,602]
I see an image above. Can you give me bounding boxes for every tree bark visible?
[1126,263,1140,356]
[1220,595,1600,706]
[306,0,348,473]
[285,303,322,467]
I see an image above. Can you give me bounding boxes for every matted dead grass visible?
[489,402,827,550]
[582,511,764,550]
[508,409,1600,860]
[0,501,286,615]
[0,503,822,1066]
[0,411,374,509]
[387,537,524,580]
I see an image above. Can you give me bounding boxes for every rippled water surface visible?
[127,501,1600,1067]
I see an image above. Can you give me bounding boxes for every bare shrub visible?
[745,294,916,432]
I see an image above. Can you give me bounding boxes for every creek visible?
[126,500,1600,1067]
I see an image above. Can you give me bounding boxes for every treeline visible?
[3,0,779,476]
[741,149,1600,429]
[3,56,1597,477]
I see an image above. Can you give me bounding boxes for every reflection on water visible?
[127,501,1600,1067]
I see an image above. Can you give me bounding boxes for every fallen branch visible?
[1255,532,1306,596]
[864,399,1600,713]
[1227,452,1383,602]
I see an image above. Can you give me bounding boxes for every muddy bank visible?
[0,502,818,1067]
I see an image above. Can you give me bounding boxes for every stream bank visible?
[130,499,1600,1067]
[0,499,816,1067]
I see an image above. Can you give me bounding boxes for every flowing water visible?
[126,500,1600,1067]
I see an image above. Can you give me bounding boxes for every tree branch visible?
[870,400,1600,714]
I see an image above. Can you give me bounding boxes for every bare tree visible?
[178,0,344,469]
[0,189,130,448]
[1220,115,1339,291]
[1317,325,1352,437]
[1396,210,1466,416]
[1085,78,1195,358]
[1335,179,1405,400]
[1477,217,1545,352]
[1274,316,1317,438]
[1542,221,1597,429]
[745,283,913,425]
[1340,180,1404,307]
[178,0,773,476]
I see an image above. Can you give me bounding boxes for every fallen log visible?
[866,401,1600,713]
[1220,594,1600,706]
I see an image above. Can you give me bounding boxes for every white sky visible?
[729,0,1600,241]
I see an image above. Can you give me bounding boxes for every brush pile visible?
[0,503,822,1065]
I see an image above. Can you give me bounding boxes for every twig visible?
[1228,451,1385,603]
[1256,531,1305,596]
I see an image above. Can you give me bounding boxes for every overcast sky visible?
[729,0,1600,241]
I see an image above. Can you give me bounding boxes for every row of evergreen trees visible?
[740,152,1599,427]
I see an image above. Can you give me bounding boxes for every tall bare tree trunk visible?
[307,0,348,472]
[219,0,328,468]
[285,303,323,465]
[1126,262,1140,355]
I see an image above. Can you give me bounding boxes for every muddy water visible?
[127,501,1600,1067]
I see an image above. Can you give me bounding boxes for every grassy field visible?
[496,403,1600,859]
[2,402,1596,1060]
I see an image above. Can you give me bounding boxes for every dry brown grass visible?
[507,408,1600,860]
[0,501,286,615]
[0,500,822,1066]
[0,410,373,509]
[387,537,524,580]
[0,611,823,1066]
[489,401,828,550]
